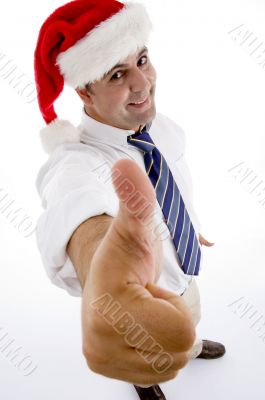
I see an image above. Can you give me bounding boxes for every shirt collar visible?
[79,107,152,146]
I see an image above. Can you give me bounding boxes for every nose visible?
[129,66,152,93]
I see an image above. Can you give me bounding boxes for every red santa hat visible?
[34,0,153,154]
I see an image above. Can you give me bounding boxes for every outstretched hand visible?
[81,158,195,387]
[198,233,215,247]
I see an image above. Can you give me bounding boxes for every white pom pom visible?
[40,119,81,154]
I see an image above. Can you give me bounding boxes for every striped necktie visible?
[127,126,201,275]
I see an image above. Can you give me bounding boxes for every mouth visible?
[128,96,151,109]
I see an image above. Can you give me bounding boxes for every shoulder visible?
[35,142,107,198]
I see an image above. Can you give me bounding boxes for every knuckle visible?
[87,359,101,374]
[170,351,189,371]
[177,352,189,369]
[86,356,104,374]
[88,310,112,337]
[82,345,93,363]
[170,370,179,380]
[179,323,196,351]
[160,370,179,383]
[90,314,107,333]
[83,346,106,369]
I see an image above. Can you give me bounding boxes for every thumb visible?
[111,158,157,238]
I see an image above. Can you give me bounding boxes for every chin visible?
[145,104,156,122]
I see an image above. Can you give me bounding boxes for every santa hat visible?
[34,0,153,154]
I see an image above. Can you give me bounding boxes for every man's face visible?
[76,46,157,131]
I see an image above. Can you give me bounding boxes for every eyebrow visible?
[104,46,148,78]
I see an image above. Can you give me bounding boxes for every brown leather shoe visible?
[196,339,226,359]
[133,384,166,399]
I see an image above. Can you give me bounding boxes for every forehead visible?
[103,46,148,78]
[121,46,148,63]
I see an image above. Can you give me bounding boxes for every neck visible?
[83,106,144,133]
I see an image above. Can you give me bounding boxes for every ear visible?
[75,87,93,106]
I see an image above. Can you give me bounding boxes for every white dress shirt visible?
[35,109,203,297]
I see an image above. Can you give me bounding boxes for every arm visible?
[66,213,113,289]
[65,158,195,386]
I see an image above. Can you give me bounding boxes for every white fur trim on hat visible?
[40,119,80,154]
[56,2,153,88]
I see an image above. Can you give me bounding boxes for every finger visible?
[91,330,189,375]
[203,239,215,246]
[122,283,195,353]
[88,357,180,386]
[125,347,189,375]
[199,234,215,246]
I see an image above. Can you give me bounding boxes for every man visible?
[34,1,225,399]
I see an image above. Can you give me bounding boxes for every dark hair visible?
[85,83,95,95]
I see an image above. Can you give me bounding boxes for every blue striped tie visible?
[127,126,201,275]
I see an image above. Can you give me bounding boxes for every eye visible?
[109,54,148,81]
[110,71,124,81]
[138,55,148,66]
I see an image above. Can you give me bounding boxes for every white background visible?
[0,0,265,398]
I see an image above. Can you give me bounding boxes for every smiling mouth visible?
[128,96,150,108]
[129,97,147,105]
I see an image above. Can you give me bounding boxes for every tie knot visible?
[127,128,155,153]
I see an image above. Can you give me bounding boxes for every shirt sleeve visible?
[35,144,119,297]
